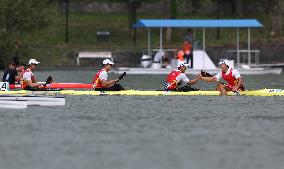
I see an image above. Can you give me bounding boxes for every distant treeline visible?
[0,0,283,68]
[54,0,283,36]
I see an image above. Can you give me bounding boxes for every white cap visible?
[102,59,114,65]
[177,63,189,68]
[28,59,40,65]
[218,60,229,66]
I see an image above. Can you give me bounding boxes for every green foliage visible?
[170,0,177,18]
[0,0,56,67]
[0,0,281,67]
[70,0,160,2]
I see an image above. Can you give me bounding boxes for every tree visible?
[126,0,141,46]
[163,0,177,42]
[268,0,282,36]
[0,0,55,68]
[231,0,242,17]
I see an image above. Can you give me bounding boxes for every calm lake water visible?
[0,70,284,169]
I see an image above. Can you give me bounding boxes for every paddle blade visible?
[117,72,126,81]
[201,70,213,77]
[46,76,53,84]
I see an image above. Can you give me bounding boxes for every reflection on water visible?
[0,71,284,169]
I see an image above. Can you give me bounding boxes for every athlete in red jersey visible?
[165,63,201,91]
[22,59,43,90]
[93,59,124,91]
[199,60,244,95]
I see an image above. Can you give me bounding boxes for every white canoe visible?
[0,96,65,106]
[0,100,28,109]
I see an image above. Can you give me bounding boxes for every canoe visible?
[0,100,28,109]
[0,89,283,96]
[60,89,284,96]
[0,95,65,106]
[9,83,93,89]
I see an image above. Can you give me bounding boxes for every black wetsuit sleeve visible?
[2,70,8,82]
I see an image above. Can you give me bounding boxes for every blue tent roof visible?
[133,19,263,28]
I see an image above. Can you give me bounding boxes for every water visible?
[0,70,284,169]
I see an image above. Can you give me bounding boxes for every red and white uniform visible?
[215,67,242,90]
[165,70,189,90]
[93,69,108,88]
[22,68,36,89]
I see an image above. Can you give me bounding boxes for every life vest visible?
[93,69,106,88]
[176,51,185,61]
[182,42,192,55]
[165,70,181,90]
[22,68,35,89]
[222,68,240,88]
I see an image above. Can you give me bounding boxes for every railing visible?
[142,48,176,57]
[226,50,260,68]
[141,48,177,68]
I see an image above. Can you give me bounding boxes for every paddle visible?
[200,70,241,95]
[46,76,53,84]
[116,72,126,82]
[201,70,213,77]
[43,76,53,87]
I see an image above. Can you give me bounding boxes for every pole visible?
[160,27,163,50]
[148,28,151,56]
[203,28,205,50]
[193,28,196,50]
[237,28,240,68]
[248,27,251,66]
[65,0,69,44]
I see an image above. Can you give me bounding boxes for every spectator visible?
[176,50,185,66]
[184,29,194,67]
[182,40,192,65]
[184,29,193,44]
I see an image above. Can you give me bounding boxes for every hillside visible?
[6,1,284,66]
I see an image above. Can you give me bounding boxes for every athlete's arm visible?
[100,79,117,88]
[232,70,243,91]
[99,71,117,88]
[232,77,243,91]
[178,74,200,86]
[25,80,43,87]
[23,72,42,87]
[188,76,201,85]
[200,76,217,82]
[15,75,20,82]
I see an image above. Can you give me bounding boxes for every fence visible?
[226,50,260,68]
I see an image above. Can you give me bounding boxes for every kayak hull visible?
[1,89,284,96]
[9,83,93,89]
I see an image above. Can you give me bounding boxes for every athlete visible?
[93,59,125,91]
[2,62,19,84]
[199,60,245,95]
[22,59,44,90]
[165,63,200,91]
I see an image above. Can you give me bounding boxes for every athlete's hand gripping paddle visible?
[43,76,53,87]
[116,72,126,82]
[201,70,213,77]
[46,76,53,84]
